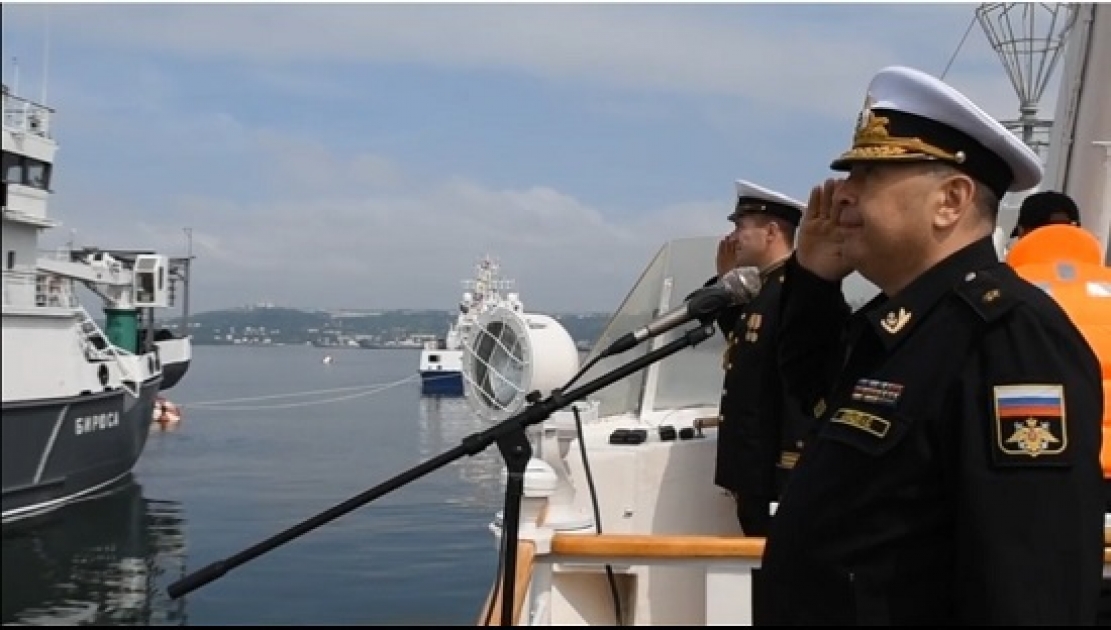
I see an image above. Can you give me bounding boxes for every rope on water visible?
[182,374,423,412]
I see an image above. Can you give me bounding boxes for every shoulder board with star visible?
[952,266,1020,324]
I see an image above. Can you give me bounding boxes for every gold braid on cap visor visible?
[836,110,967,164]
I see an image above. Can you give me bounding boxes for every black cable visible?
[573,405,623,626]
[479,355,602,627]
[560,350,605,393]
[480,347,620,625]
[940,13,977,80]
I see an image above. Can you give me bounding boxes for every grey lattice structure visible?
[976,2,1078,159]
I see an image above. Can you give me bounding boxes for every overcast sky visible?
[1,3,1063,313]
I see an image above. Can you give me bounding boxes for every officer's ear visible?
[930,168,976,230]
[764,219,779,244]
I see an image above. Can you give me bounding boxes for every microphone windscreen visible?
[719,266,762,302]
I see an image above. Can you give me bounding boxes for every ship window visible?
[137,271,155,304]
[24,160,50,189]
[1,152,21,184]
[0,152,51,190]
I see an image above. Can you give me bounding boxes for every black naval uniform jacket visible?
[756,237,1105,625]
[710,261,815,504]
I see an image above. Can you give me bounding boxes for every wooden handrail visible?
[550,532,1111,563]
[551,533,765,559]
[476,540,537,626]
[553,533,1111,566]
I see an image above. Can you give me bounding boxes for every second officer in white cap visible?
[710,180,814,537]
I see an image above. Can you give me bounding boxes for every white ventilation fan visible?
[461,306,581,422]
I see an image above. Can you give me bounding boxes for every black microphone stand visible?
[167,321,718,626]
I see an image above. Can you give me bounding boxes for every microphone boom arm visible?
[600,286,735,359]
[167,321,719,627]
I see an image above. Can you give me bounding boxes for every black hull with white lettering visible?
[0,375,162,523]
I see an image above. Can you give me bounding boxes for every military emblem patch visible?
[991,384,1069,466]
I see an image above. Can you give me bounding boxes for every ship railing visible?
[37,247,74,261]
[480,530,1111,625]
[1,269,79,308]
[77,305,140,398]
[479,533,765,626]
[35,272,80,308]
[1,91,53,139]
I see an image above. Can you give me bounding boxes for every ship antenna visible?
[40,4,51,104]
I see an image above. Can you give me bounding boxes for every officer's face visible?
[834,162,937,285]
[730,215,772,266]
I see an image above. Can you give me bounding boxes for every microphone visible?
[716,266,762,301]
[599,268,762,359]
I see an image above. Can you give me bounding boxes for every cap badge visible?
[854,93,874,133]
[854,93,891,146]
[846,92,962,165]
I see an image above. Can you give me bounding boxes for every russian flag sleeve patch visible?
[991,384,1069,466]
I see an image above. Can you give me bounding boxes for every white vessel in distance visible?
[418,254,523,396]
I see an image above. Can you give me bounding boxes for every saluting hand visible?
[797,178,853,281]
[716,236,739,278]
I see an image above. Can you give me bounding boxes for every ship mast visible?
[976,2,1073,161]
[977,1,1088,244]
[1032,3,1110,262]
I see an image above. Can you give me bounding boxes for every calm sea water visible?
[2,345,506,625]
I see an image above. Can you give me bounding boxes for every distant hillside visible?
[157,305,613,349]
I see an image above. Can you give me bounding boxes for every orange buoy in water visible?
[153,396,183,431]
[1006,224,1111,483]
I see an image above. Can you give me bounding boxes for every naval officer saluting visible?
[709,180,815,536]
[757,65,1105,625]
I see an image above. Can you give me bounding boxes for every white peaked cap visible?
[831,65,1043,196]
[727,179,806,226]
